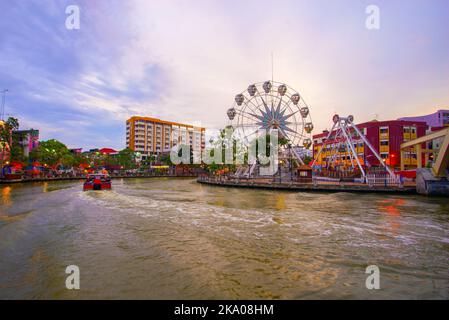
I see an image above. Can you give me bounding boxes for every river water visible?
[0,178,448,299]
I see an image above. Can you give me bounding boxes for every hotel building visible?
[126,116,206,157]
[313,119,427,169]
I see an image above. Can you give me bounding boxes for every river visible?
[0,178,448,299]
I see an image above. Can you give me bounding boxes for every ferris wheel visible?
[226,81,313,151]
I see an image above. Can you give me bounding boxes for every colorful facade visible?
[313,119,427,169]
[126,116,206,157]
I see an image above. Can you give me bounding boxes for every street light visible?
[288,143,293,181]
[1,89,8,121]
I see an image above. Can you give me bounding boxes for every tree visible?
[29,139,71,166]
[60,154,77,167]
[159,153,173,166]
[10,132,25,163]
[303,155,312,165]
[0,117,19,171]
[116,148,135,168]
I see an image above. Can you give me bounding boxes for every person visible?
[101,168,109,175]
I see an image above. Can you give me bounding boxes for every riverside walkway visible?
[197,175,417,194]
[0,173,198,184]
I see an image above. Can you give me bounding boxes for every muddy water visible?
[0,178,448,299]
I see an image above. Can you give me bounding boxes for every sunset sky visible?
[0,0,448,150]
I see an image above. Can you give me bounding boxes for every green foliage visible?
[10,133,25,162]
[160,153,173,166]
[117,148,136,168]
[29,139,70,166]
[0,117,19,156]
[303,155,312,165]
[278,136,289,146]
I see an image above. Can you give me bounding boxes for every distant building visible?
[99,148,118,155]
[398,109,449,154]
[126,116,206,159]
[313,119,427,169]
[69,148,83,154]
[398,109,449,129]
[12,128,39,158]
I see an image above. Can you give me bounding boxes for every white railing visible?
[366,173,400,187]
[312,176,341,183]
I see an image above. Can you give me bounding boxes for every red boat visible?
[83,174,111,191]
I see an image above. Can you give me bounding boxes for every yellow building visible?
[126,116,206,157]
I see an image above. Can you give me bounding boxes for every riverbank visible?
[0,174,198,184]
[197,176,417,194]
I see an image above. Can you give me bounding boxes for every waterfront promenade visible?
[197,175,417,194]
[0,172,198,184]
[1,171,420,195]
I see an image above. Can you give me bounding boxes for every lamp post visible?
[0,90,9,178]
[278,160,282,184]
[1,89,8,121]
[288,143,293,181]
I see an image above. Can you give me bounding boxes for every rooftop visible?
[127,116,205,130]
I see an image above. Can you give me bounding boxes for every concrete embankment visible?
[416,168,449,196]
[197,178,417,194]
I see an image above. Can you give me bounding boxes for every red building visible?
[313,119,427,169]
[99,148,118,155]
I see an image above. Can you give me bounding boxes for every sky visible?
[0,0,448,150]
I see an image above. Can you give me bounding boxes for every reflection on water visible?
[1,186,11,206]
[0,178,448,299]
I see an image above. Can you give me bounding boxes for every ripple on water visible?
[0,179,448,299]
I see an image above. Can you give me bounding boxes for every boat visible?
[83,174,111,191]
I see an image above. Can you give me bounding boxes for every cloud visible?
[0,0,448,150]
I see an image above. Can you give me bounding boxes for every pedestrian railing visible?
[366,173,401,187]
[199,173,405,189]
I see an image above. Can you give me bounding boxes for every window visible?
[380,127,388,134]
[380,140,389,146]
[380,153,389,159]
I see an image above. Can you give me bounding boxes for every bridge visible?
[400,127,449,195]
